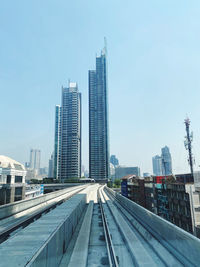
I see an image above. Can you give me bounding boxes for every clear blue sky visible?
[1,0,200,174]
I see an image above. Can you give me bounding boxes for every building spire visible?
[102,37,107,56]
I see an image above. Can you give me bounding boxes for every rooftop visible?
[0,155,25,171]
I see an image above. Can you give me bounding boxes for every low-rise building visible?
[121,175,145,208]
[144,176,156,212]
[167,183,193,234]
[121,173,200,238]
[115,166,140,179]
[0,155,26,204]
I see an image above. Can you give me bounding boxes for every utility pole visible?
[184,117,194,179]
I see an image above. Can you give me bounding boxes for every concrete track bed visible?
[0,194,86,267]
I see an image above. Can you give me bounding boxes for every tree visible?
[114,179,121,187]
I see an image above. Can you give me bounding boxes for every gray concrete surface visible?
[105,187,200,266]
[0,194,86,267]
[0,184,87,220]
[68,201,94,267]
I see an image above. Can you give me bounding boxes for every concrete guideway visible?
[68,201,94,267]
[64,185,200,266]
[0,184,89,221]
[62,185,135,266]
[0,185,88,244]
[60,184,113,267]
[0,184,200,266]
[101,189,176,266]
[107,192,182,266]
[0,192,87,266]
[105,187,200,266]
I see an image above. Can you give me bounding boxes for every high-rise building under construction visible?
[89,45,110,180]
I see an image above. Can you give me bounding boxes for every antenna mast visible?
[184,117,194,178]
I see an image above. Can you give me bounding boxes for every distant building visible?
[48,153,54,178]
[0,155,26,205]
[152,155,162,176]
[81,165,85,177]
[25,169,38,181]
[39,167,48,175]
[89,45,110,180]
[115,166,140,179]
[29,149,41,174]
[143,172,150,177]
[161,146,172,175]
[110,155,119,167]
[121,175,156,213]
[110,163,115,181]
[121,175,145,208]
[25,162,30,168]
[60,82,81,180]
[53,105,61,179]
[84,170,89,178]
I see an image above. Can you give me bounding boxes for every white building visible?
[0,155,26,204]
[185,184,200,236]
[0,155,26,184]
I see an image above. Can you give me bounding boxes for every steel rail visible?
[98,187,119,267]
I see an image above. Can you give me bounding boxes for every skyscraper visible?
[53,105,61,179]
[89,44,110,180]
[161,146,172,175]
[110,155,119,167]
[48,153,54,178]
[29,149,41,173]
[152,155,163,176]
[60,82,81,180]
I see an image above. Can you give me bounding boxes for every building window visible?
[7,175,11,184]
[15,176,23,183]
[15,187,23,201]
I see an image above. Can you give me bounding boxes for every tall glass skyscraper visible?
[152,155,163,176]
[89,45,110,180]
[161,146,172,175]
[60,82,81,180]
[53,105,61,179]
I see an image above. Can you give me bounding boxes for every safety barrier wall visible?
[0,194,86,267]
[0,184,87,220]
[28,194,86,267]
[105,187,200,266]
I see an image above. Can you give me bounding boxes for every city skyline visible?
[1,1,200,175]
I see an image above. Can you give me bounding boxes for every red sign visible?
[156,176,165,184]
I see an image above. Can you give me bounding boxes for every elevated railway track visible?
[0,185,88,244]
[0,184,200,266]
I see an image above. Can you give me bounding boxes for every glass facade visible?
[152,155,163,176]
[89,47,110,180]
[161,146,172,175]
[60,83,81,180]
[53,105,61,179]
